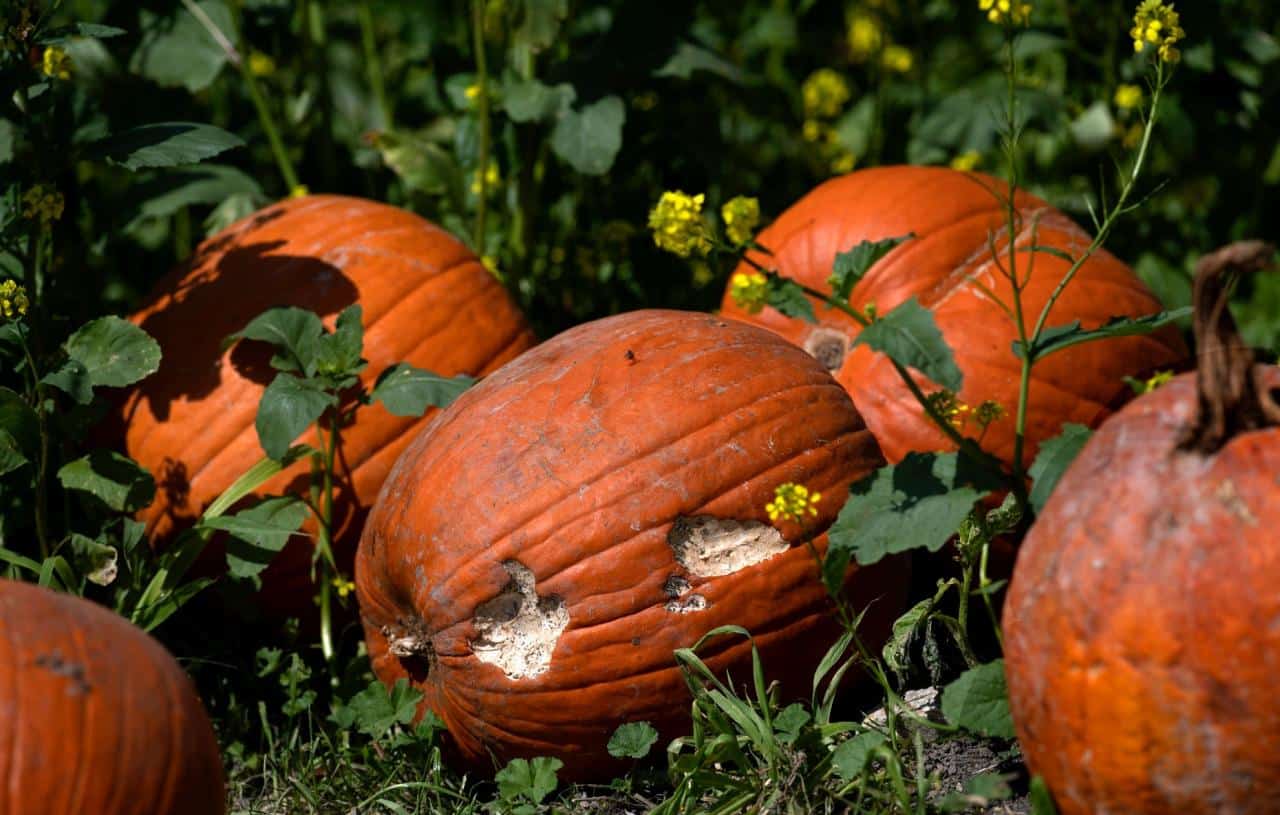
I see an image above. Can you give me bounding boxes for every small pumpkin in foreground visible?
[355,310,909,778]
[720,165,1187,469]
[0,579,224,815]
[1004,242,1280,815]
[110,195,537,617]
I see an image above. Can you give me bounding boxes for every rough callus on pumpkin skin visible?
[354,309,910,779]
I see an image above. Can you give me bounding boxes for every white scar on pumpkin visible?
[662,574,707,613]
[469,560,569,680]
[667,516,788,578]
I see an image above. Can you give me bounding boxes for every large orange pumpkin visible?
[112,196,537,617]
[720,165,1187,469]
[0,580,224,814]
[355,310,908,778]
[1004,242,1280,814]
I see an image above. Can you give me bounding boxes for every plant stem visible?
[470,0,491,255]
[242,64,300,192]
[18,331,50,560]
[978,542,1004,650]
[315,416,340,666]
[357,1,392,129]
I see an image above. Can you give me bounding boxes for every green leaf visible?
[1027,423,1092,515]
[202,446,315,520]
[496,756,563,804]
[550,96,626,176]
[203,495,309,579]
[1016,309,1191,361]
[0,430,26,477]
[57,450,156,513]
[204,192,259,236]
[372,130,463,199]
[825,452,1001,587]
[39,23,128,44]
[766,278,817,323]
[131,1,233,92]
[654,43,745,82]
[88,123,245,171]
[938,773,1015,811]
[771,703,811,745]
[129,165,264,225]
[315,305,365,377]
[255,375,335,461]
[831,731,887,781]
[941,659,1015,739]
[225,307,324,375]
[607,721,659,759]
[0,388,39,473]
[1029,775,1059,815]
[504,80,577,123]
[62,316,162,389]
[1068,101,1115,153]
[370,364,475,417]
[42,359,95,405]
[333,678,423,740]
[513,0,569,53]
[853,297,962,391]
[66,533,118,586]
[829,234,913,300]
[882,595,933,680]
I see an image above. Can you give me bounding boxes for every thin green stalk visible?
[314,416,340,666]
[978,542,1004,650]
[470,0,491,255]
[18,330,50,559]
[242,62,300,192]
[358,1,392,129]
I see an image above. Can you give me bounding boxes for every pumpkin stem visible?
[1178,240,1280,454]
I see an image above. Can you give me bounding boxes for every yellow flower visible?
[1131,1,1184,63]
[248,51,277,77]
[21,185,64,224]
[1139,369,1174,393]
[802,69,851,119]
[331,576,356,599]
[464,83,481,100]
[766,482,822,523]
[470,161,501,194]
[721,196,760,246]
[1113,84,1143,110]
[829,150,857,174]
[847,14,883,62]
[972,400,1006,429]
[925,389,972,429]
[978,0,1032,26]
[0,280,29,321]
[950,150,982,172]
[802,119,827,142]
[289,185,310,198]
[647,191,713,258]
[41,46,71,80]
[881,45,914,74]
[728,271,769,314]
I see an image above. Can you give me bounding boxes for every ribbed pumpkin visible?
[0,580,224,814]
[720,166,1187,468]
[355,310,908,777]
[113,195,536,616]
[1004,242,1280,815]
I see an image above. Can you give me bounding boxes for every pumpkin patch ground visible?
[1,1,1277,813]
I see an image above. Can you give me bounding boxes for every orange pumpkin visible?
[355,310,908,778]
[1004,242,1280,814]
[112,196,537,617]
[0,580,224,815]
[720,165,1187,469]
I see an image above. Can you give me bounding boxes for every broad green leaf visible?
[131,1,233,92]
[0,388,38,472]
[204,495,309,579]
[825,452,1001,589]
[504,80,576,123]
[66,533,118,586]
[88,122,245,171]
[942,659,1015,739]
[829,234,913,300]
[853,298,962,391]
[332,678,424,740]
[512,0,569,54]
[0,430,26,476]
[370,364,474,417]
[1029,776,1059,815]
[831,731,887,781]
[203,192,258,236]
[255,375,335,460]
[654,43,745,82]
[1017,309,1192,361]
[39,23,127,44]
[129,164,264,225]
[1027,423,1092,514]
[831,97,876,162]
[62,316,162,389]
[550,96,626,176]
[496,757,563,805]
[771,704,810,745]
[766,278,817,323]
[938,773,1015,811]
[225,307,324,375]
[372,130,463,198]
[607,721,659,759]
[315,305,365,377]
[42,359,94,404]
[57,450,156,512]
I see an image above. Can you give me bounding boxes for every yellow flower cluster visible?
[926,391,1008,432]
[847,15,884,62]
[881,45,914,74]
[41,46,71,80]
[979,0,1032,26]
[972,399,1007,430]
[950,150,982,172]
[1131,1,1184,63]
[248,51,277,78]
[22,185,64,224]
[728,271,768,314]
[721,196,760,246]
[647,191,712,258]
[0,280,30,321]
[802,69,851,119]
[289,184,310,198]
[331,576,356,599]
[1113,84,1143,110]
[766,483,821,523]
[471,161,501,195]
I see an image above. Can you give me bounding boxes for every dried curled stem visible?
[1178,240,1280,454]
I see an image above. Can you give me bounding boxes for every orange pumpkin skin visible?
[720,166,1186,468]
[0,580,224,815]
[1004,368,1280,815]
[114,195,536,617]
[355,310,908,778]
